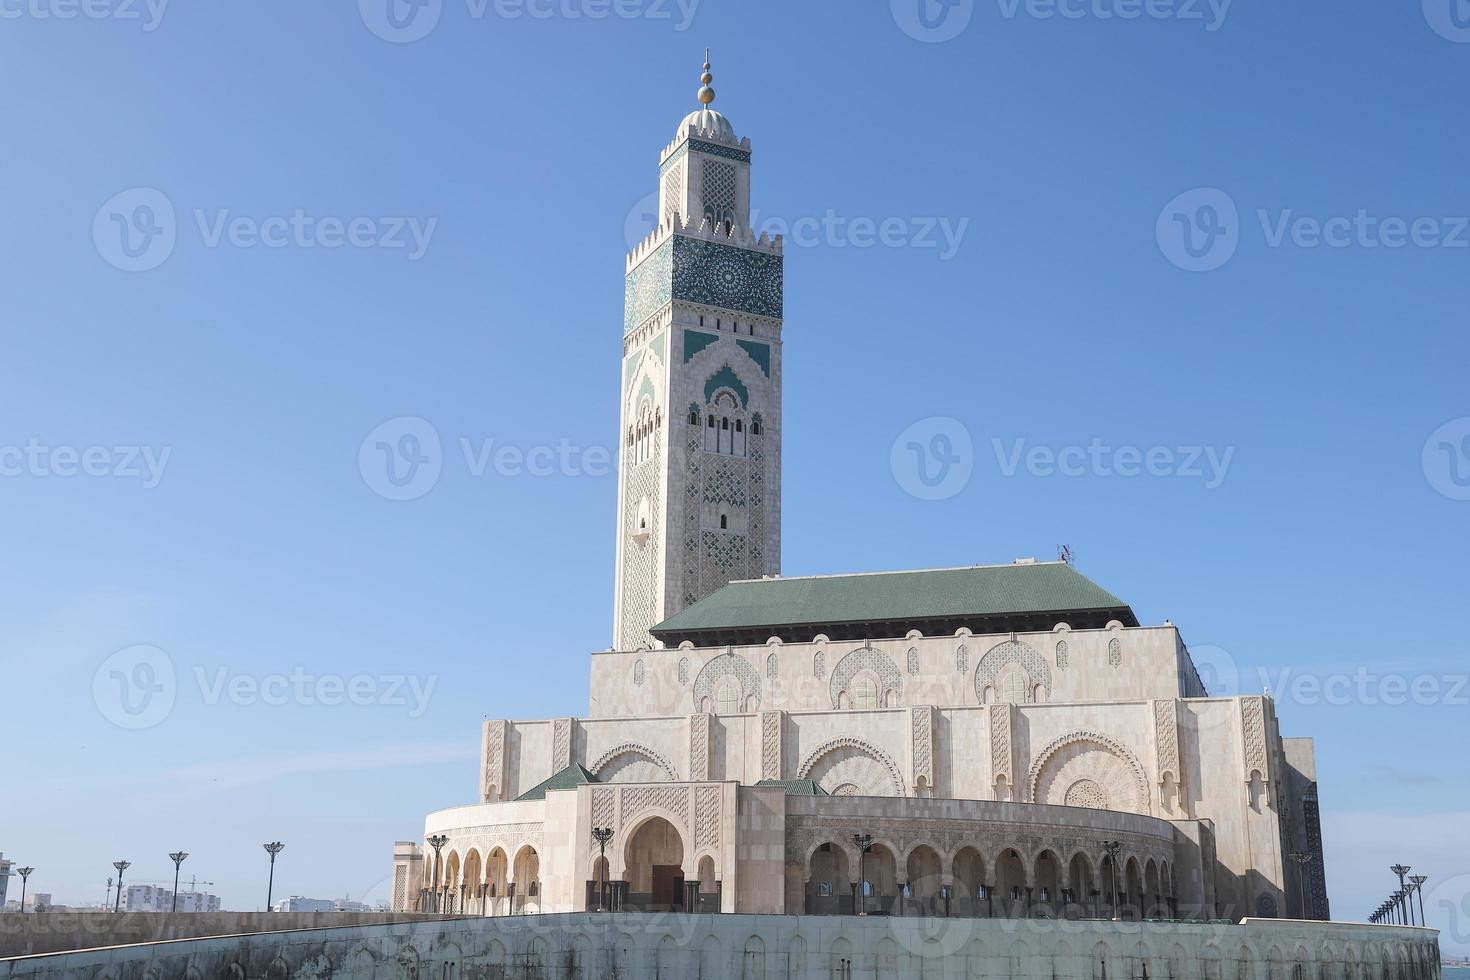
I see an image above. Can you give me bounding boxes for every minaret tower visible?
[613,54,784,650]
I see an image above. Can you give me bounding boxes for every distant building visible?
[175,891,222,913]
[0,853,11,908]
[271,896,334,913]
[119,885,171,912]
[118,885,221,913]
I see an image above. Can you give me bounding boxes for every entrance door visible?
[651,865,684,910]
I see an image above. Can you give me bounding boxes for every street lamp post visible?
[1409,875,1428,927]
[1102,842,1123,921]
[1390,865,1411,926]
[263,843,285,912]
[168,852,189,914]
[1288,852,1311,919]
[591,828,614,912]
[426,835,448,914]
[16,868,34,913]
[851,834,873,916]
[112,861,131,913]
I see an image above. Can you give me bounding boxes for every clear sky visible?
[2,0,1467,946]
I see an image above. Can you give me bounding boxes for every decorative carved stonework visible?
[1152,700,1180,785]
[1241,696,1268,778]
[689,713,711,782]
[592,743,680,782]
[829,645,902,709]
[796,737,906,797]
[1027,730,1151,815]
[976,640,1052,704]
[591,788,615,830]
[694,785,720,851]
[989,704,1013,796]
[552,718,573,774]
[620,784,692,830]
[761,710,782,780]
[910,705,934,789]
[482,719,507,803]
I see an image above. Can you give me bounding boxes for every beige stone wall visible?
[588,624,1190,719]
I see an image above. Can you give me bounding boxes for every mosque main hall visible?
[390,58,1332,929]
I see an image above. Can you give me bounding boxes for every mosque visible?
[389,56,1334,930]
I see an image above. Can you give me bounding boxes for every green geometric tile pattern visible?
[703,364,749,407]
[683,330,719,363]
[671,237,783,320]
[626,236,783,334]
[661,138,752,175]
[736,339,771,376]
[624,240,673,333]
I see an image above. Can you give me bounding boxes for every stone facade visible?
[392,70,1346,951]
[612,102,783,651]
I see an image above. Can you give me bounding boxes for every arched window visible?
[715,682,738,716]
[719,514,728,530]
[689,409,699,425]
[1000,667,1026,704]
[852,677,878,710]
[751,419,762,435]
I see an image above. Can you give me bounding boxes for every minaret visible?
[613,54,784,650]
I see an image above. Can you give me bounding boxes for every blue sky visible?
[2,0,1467,944]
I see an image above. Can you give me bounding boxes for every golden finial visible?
[697,48,715,106]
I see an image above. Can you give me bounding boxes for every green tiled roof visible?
[515,764,598,801]
[755,779,830,796]
[651,562,1133,638]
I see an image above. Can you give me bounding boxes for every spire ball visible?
[697,50,715,105]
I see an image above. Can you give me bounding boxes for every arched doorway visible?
[1124,857,1144,921]
[953,846,987,917]
[1035,850,1063,916]
[696,855,718,913]
[905,845,943,917]
[461,849,483,915]
[623,816,686,912]
[512,845,540,914]
[996,848,1028,917]
[855,843,898,916]
[486,847,508,915]
[806,842,851,915]
[1067,852,1095,918]
[442,851,461,913]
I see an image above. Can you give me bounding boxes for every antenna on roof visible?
[1058,544,1075,566]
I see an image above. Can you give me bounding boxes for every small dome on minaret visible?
[677,50,735,141]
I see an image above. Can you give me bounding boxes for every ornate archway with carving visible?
[691,653,762,713]
[1027,731,1150,815]
[590,743,680,782]
[796,737,906,797]
[828,645,902,709]
[975,639,1053,704]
